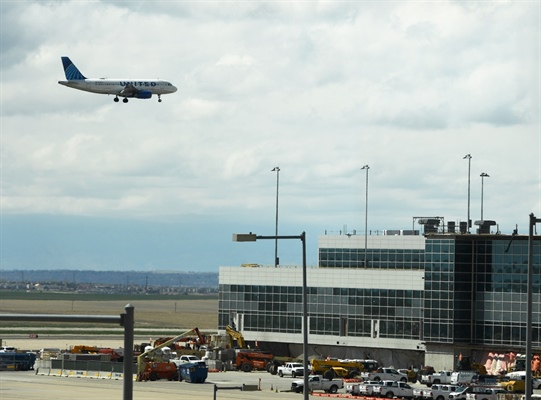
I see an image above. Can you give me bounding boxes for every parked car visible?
[359,380,384,396]
[373,380,414,399]
[291,374,344,394]
[425,384,466,400]
[277,362,305,378]
[448,386,473,400]
[465,387,506,400]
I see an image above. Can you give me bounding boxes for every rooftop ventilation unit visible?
[474,220,497,234]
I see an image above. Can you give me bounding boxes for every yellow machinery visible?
[70,345,99,354]
[311,359,365,379]
[225,325,246,349]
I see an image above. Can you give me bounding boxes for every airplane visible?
[58,56,177,103]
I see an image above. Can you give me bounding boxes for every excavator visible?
[225,325,246,349]
[136,327,203,381]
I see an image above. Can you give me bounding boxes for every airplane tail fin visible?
[61,56,87,80]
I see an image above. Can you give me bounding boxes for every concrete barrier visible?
[67,370,87,378]
[87,371,100,379]
[98,371,111,379]
[36,367,50,376]
[110,372,123,380]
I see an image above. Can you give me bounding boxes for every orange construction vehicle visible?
[137,327,203,381]
[235,350,274,372]
[141,362,178,381]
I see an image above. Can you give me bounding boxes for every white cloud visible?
[1,1,539,270]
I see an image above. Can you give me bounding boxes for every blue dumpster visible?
[178,362,208,383]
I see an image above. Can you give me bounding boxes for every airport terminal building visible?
[218,221,540,370]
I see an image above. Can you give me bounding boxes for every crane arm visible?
[137,327,199,378]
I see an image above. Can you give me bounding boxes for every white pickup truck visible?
[358,380,384,396]
[277,362,305,378]
[465,387,506,400]
[373,380,414,399]
[361,367,409,382]
[291,375,343,394]
[423,384,465,400]
[422,371,453,387]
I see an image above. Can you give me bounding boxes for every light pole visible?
[233,232,308,400]
[463,154,472,232]
[526,213,541,400]
[272,167,280,267]
[480,172,489,220]
[361,165,369,267]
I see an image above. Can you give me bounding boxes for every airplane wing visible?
[118,84,153,99]
[119,84,139,97]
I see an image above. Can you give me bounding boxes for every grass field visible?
[0,292,218,331]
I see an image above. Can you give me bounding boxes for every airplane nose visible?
[171,85,178,93]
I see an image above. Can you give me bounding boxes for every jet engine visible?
[135,90,152,99]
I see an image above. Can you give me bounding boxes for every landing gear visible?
[158,94,162,103]
[114,96,119,102]
[123,98,128,103]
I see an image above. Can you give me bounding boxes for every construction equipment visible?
[225,325,246,349]
[141,362,178,381]
[70,345,99,354]
[153,327,206,351]
[235,350,274,372]
[313,358,375,379]
[137,327,202,381]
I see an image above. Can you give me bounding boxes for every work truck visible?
[277,362,305,378]
[422,371,454,387]
[423,384,466,400]
[291,374,343,394]
[373,380,414,399]
[361,367,409,382]
[465,387,506,400]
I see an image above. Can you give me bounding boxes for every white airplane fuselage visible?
[58,79,177,96]
[58,57,177,102]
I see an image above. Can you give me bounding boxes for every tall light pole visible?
[480,172,489,220]
[463,154,472,232]
[361,165,369,267]
[526,213,541,400]
[233,232,308,400]
[272,167,280,267]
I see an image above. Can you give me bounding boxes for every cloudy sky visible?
[1,1,539,272]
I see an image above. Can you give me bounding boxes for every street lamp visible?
[463,154,472,232]
[526,213,541,400]
[233,232,308,400]
[480,172,489,221]
[271,167,280,267]
[361,165,369,266]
